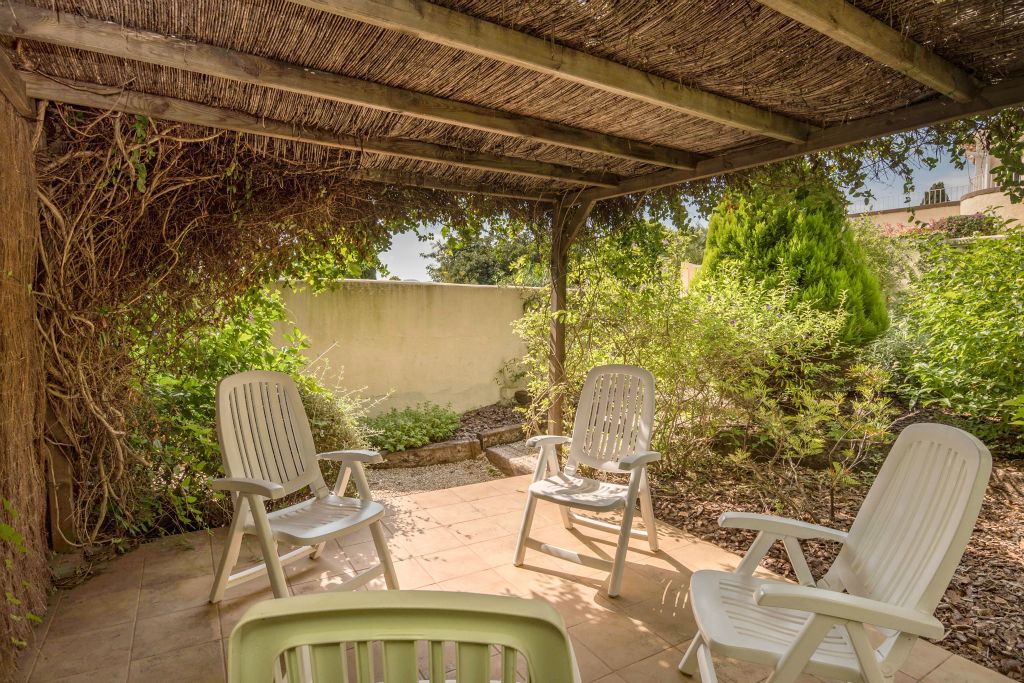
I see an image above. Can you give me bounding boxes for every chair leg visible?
[370,520,399,589]
[513,494,538,566]
[247,495,290,599]
[639,476,659,552]
[559,505,574,530]
[210,498,247,604]
[607,499,638,598]
[311,541,328,559]
[678,635,703,676]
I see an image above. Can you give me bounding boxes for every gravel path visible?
[365,457,504,501]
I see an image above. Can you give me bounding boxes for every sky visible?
[379,151,974,281]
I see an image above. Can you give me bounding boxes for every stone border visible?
[375,422,527,469]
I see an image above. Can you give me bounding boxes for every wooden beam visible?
[0,4,699,170]
[755,0,978,102]
[574,76,1024,203]
[347,168,556,202]
[288,0,813,143]
[19,73,621,187]
[547,199,594,436]
[0,49,32,117]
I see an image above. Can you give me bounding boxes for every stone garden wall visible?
[278,280,536,414]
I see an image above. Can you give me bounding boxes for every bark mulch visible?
[653,462,1024,681]
[454,403,523,440]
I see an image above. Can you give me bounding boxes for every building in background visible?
[849,143,1024,230]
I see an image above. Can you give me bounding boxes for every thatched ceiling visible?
[3,0,1024,204]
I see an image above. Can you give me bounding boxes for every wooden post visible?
[0,50,48,671]
[547,199,594,435]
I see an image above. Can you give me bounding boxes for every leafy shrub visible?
[125,286,365,535]
[364,403,461,452]
[878,227,1024,423]
[928,212,1006,238]
[702,186,888,344]
[514,259,895,508]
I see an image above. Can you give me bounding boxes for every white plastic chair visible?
[679,423,992,683]
[514,364,659,597]
[227,590,581,682]
[209,370,398,602]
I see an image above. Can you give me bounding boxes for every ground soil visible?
[652,460,1024,681]
[454,403,523,440]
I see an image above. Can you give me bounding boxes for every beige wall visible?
[850,189,1023,230]
[278,280,535,414]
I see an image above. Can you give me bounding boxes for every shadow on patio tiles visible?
[14,474,1012,682]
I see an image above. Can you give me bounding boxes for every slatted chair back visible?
[823,423,991,618]
[228,591,581,683]
[216,370,322,497]
[567,365,655,473]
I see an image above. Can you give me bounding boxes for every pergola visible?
[1,0,1023,586]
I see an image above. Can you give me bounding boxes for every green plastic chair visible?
[228,590,581,682]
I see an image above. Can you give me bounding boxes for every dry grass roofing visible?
[3,0,1024,208]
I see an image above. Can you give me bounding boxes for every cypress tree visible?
[702,185,888,344]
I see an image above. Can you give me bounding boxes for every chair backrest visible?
[216,370,321,497]
[823,423,991,617]
[228,590,581,683]
[567,365,655,473]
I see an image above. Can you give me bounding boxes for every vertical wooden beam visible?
[0,68,47,673]
[0,49,33,118]
[547,199,594,435]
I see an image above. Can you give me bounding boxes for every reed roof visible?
[5,0,1024,206]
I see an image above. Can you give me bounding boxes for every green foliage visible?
[848,217,915,304]
[1,500,41,649]
[126,287,365,535]
[926,212,1007,238]
[427,218,544,285]
[702,182,888,344]
[364,403,461,453]
[514,253,895,515]
[879,227,1024,424]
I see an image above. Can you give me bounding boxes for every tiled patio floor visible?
[16,475,1011,682]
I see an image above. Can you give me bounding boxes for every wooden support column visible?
[0,49,48,671]
[547,199,595,435]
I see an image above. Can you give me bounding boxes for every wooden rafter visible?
[755,0,978,102]
[573,77,1024,204]
[287,0,813,143]
[0,4,701,170]
[20,73,621,188]
[348,168,555,202]
[0,48,31,117]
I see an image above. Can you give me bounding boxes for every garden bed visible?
[652,459,1024,681]
[374,403,525,469]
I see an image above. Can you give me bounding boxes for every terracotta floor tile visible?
[620,593,696,647]
[131,603,221,661]
[447,515,511,544]
[30,621,133,681]
[46,663,129,683]
[469,492,530,516]
[593,673,629,683]
[465,534,520,568]
[61,562,142,603]
[391,525,464,557]
[922,654,1013,682]
[390,557,435,590]
[46,587,139,639]
[569,639,614,683]
[435,568,520,596]
[427,500,484,527]
[448,479,507,502]
[137,575,212,618]
[569,611,670,671]
[403,489,460,509]
[613,645,687,682]
[128,640,224,683]
[418,544,492,584]
[283,541,355,584]
[899,639,953,680]
[217,588,274,636]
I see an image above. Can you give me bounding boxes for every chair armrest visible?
[318,449,383,464]
[719,512,848,543]
[618,451,661,470]
[754,584,944,639]
[526,435,571,449]
[211,477,286,500]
